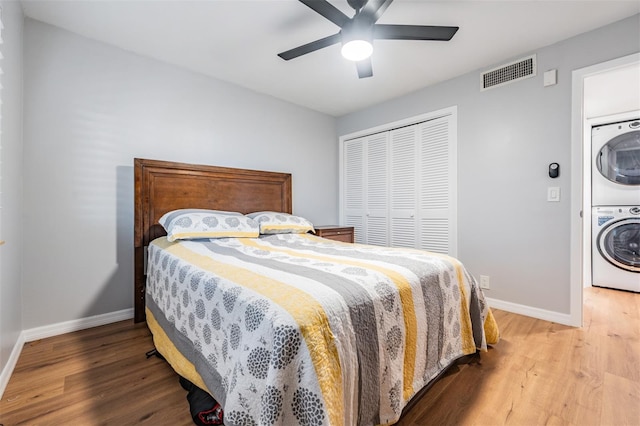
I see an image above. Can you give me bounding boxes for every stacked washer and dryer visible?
[592,117,640,292]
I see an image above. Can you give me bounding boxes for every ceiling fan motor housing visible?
[341,20,374,44]
[347,0,367,12]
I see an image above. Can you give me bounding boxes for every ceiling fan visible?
[277,0,459,79]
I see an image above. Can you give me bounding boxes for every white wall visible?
[337,14,640,318]
[22,19,338,329]
[584,62,640,119]
[0,0,24,390]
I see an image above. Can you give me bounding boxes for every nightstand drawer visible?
[314,226,354,243]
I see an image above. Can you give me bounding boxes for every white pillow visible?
[159,209,259,242]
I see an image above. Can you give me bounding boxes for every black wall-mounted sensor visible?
[549,163,560,178]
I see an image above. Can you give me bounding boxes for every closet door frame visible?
[338,106,458,256]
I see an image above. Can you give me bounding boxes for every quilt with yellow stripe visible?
[146,234,498,426]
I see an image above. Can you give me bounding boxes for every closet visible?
[340,108,457,255]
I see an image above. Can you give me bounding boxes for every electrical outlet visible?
[480,275,490,290]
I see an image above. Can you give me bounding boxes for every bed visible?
[134,158,499,426]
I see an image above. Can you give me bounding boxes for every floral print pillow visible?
[159,209,259,242]
[246,211,315,235]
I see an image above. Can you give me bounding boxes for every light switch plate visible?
[548,186,560,202]
[544,69,557,86]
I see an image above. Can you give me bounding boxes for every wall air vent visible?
[481,54,537,91]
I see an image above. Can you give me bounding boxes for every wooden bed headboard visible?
[134,158,292,322]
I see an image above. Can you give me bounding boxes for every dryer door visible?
[596,129,640,186]
[597,218,640,272]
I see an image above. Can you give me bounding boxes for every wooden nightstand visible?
[314,225,354,243]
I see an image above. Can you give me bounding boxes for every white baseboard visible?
[0,308,134,400]
[486,297,574,326]
[0,331,26,400]
[23,308,134,342]
[0,300,572,399]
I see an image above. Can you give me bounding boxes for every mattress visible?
[145,233,499,426]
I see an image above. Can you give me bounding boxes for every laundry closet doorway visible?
[339,106,458,256]
[570,52,640,326]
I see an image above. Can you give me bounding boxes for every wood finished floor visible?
[1,286,638,425]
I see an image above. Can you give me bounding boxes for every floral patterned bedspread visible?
[146,233,498,426]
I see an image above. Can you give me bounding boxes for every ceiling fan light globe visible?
[341,40,373,61]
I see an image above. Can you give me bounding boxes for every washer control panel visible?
[597,216,614,226]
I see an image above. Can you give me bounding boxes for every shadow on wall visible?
[82,164,134,320]
[0,164,190,424]
[70,165,190,423]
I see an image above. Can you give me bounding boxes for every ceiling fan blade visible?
[358,0,394,24]
[299,0,351,28]
[278,33,341,60]
[356,58,373,78]
[373,24,459,41]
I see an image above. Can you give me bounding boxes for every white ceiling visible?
[20,0,640,117]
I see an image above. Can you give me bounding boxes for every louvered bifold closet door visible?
[341,108,456,254]
[343,137,366,243]
[365,132,389,246]
[417,116,452,254]
[390,125,418,248]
